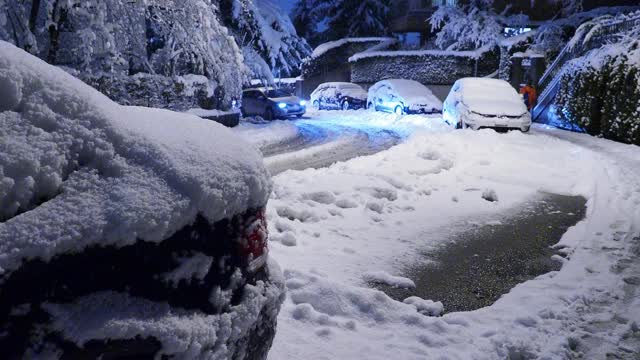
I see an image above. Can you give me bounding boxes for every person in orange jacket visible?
[519,83,537,111]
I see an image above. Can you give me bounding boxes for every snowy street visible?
[234,110,640,359]
[2,1,640,358]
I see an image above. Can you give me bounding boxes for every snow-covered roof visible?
[455,78,527,116]
[0,41,272,275]
[348,45,493,62]
[311,37,394,59]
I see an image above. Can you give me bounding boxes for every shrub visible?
[554,52,640,145]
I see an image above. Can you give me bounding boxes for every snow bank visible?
[233,120,301,149]
[266,116,640,358]
[0,41,271,274]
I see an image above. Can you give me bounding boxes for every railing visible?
[533,12,640,121]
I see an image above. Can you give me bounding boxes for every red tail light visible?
[238,208,268,272]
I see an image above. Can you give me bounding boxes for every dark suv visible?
[242,87,306,120]
[0,41,284,360]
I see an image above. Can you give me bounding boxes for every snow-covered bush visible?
[553,28,640,145]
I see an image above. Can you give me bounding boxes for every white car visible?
[310,82,368,110]
[443,78,532,132]
[367,79,442,115]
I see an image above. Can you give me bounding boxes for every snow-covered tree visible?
[219,0,311,79]
[291,0,391,47]
[430,5,504,51]
[290,0,318,43]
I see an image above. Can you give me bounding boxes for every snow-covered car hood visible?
[340,88,367,100]
[0,41,272,274]
[456,78,528,117]
[462,97,527,117]
[405,95,443,111]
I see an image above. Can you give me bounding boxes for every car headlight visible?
[299,100,307,106]
[277,103,287,109]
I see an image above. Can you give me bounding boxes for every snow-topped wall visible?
[349,46,500,86]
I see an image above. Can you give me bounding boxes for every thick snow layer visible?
[44,258,285,358]
[265,115,640,358]
[0,41,271,274]
[348,44,493,62]
[233,120,301,150]
[456,78,527,116]
[311,37,394,59]
[186,108,240,118]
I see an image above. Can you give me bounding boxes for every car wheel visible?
[264,108,274,121]
[341,101,350,111]
[394,105,404,115]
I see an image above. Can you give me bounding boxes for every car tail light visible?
[238,208,268,272]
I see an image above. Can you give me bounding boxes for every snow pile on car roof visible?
[0,41,271,275]
[457,78,527,116]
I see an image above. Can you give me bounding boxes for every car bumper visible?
[464,115,532,131]
[275,107,306,117]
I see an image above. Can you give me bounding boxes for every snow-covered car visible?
[310,82,368,110]
[367,79,442,115]
[0,41,284,359]
[242,87,306,120]
[443,78,532,132]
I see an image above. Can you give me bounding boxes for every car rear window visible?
[266,89,291,98]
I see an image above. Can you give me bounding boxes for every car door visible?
[242,91,255,115]
[376,86,390,111]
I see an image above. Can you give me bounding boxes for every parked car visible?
[310,82,368,110]
[242,87,306,120]
[443,78,532,132]
[367,79,442,115]
[0,41,284,359]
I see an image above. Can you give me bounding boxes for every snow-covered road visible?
[234,111,414,175]
[237,111,640,360]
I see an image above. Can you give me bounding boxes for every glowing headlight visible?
[299,100,307,106]
[277,102,287,109]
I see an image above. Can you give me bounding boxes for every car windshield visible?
[266,89,292,98]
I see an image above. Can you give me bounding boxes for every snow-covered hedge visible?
[302,38,395,78]
[553,34,640,145]
[79,73,218,111]
[349,46,499,85]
